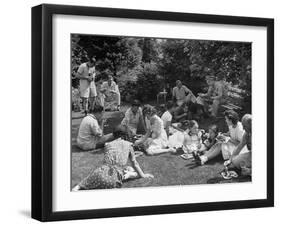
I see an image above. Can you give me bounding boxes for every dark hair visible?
[208,124,219,136]
[224,110,239,125]
[176,80,182,85]
[142,105,157,116]
[90,105,104,114]
[215,71,224,80]
[142,104,151,116]
[166,101,175,110]
[183,120,198,130]
[88,56,96,64]
[131,99,141,107]
[107,74,113,79]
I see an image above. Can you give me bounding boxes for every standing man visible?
[88,60,97,111]
[76,57,96,114]
[100,75,121,111]
[172,80,196,106]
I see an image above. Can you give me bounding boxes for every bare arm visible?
[174,112,188,121]
[204,86,213,97]
[223,131,230,136]
[91,120,103,137]
[171,124,185,133]
[129,148,153,178]
[100,87,107,93]
[99,82,108,93]
[212,83,223,99]
[231,133,247,157]
[76,72,89,80]
[185,86,195,98]
[137,129,151,145]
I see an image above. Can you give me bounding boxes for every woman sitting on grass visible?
[72,126,154,191]
[135,105,176,155]
[194,110,248,165]
[226,114,252,175]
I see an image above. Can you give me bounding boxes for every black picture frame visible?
[32,3,274,222]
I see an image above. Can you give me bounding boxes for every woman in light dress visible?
[228,114,252,175]
[136,105,175,155]
[198,110,248,165]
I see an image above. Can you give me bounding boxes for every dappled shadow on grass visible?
[71,144,105,154]
[185,161,201,170]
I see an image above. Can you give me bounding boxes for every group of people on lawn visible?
[74,57,121,114]
[74,56,225,116]
[73,57,251,190]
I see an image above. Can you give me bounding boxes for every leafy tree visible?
[138,38,160,63]
[72,34,251,109]
[75,35,142,79]
[159,40,191,84]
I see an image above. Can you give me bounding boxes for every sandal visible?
[220,170,238,180]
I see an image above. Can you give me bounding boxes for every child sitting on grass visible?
[200,124,219,152]
[180,120,204,159]
[72,125,153,191]
[192,124,219,160]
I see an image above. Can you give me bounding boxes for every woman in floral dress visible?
[72,126,153,190]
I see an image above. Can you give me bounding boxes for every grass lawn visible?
[71,106,251,189]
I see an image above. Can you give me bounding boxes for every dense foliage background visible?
[71,34,251,112]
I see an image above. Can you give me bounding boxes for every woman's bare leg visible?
[89,96,96,111]
[146,146,176,156]
[200,143,222,164]
[123,166,138,180]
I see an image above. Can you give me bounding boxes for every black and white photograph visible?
[29,3,274,222]
[71,34,252,191]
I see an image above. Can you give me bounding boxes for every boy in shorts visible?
[76,57,96,114]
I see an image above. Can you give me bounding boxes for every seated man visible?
[172,80,196,106]
[121,100,145,137]
[100,75,121,111]
[197,75,226,117]
[173,102,189,122]
[76,105,114,151]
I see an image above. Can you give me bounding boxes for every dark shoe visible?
[192,152,201,161]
